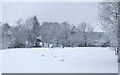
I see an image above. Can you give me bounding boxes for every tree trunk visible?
[56,39,59,47]
[65,35,68,47]
[84,32,87,47]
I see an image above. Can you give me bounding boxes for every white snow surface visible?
[1,47,118,73]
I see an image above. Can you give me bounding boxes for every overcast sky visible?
[2,2,102,31]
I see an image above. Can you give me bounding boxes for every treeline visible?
[1,16,110,49]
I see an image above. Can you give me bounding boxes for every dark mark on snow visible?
[61,59,64,61]
[42,55,45,57]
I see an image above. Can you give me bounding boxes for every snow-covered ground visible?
[1,47,118,73]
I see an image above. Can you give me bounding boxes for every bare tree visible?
[2,23,11,49]
[24,16,40,47]
[61,22,70,47]
[98,2,120,63]
[41,22,61,47]
[98,2,118,47]
[79,22,94,46]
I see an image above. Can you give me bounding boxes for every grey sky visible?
[2,2,101,31]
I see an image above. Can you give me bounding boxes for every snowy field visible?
[1,47,118,73]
